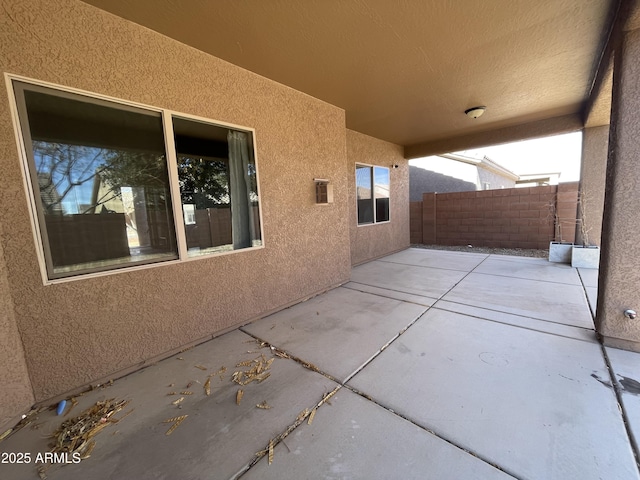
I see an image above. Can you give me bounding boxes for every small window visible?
[12,79,262,281]
[173,116,261,257]
[356,164,390,225]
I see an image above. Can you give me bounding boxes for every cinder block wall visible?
[410,183,579,249]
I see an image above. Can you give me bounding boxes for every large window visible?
[12,79,262,281]
[356,164,390,225]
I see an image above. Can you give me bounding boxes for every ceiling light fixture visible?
[465,106,486,119]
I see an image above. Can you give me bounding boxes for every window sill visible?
[43,244,265,286]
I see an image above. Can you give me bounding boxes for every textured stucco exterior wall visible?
[598,28,640,351]
[0,0,351,402]
[477,169,516,191]
[577,126,609,247]
[0,219,34,428]
[347,130,409,265]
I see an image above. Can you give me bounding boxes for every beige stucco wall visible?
[597,28,640,351]
[347,130,409,265]
[0,0,352,403]
[0,219,34,428]
[577,126,609,247]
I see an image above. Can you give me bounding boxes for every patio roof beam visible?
[582,0,640,127]
[403,113,582,160]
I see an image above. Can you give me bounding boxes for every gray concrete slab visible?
[351,260,468,299]
[348,309,639,480]
[0,251,634,480]
[0,330,337,480]
[341,281,436,307]
[242,387,514,480]
[578,267,599,288]
[488,254,554,264]
[606,346,640,453]
[585,286,598,317]
[473,256,582,285]
[442,272,593,328]
[242,287,427,382]
[379,248,488,272]
[434,300,597,343]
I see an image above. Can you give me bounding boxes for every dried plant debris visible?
[194,365,207,371]
[232,355,275,386]
[50,399,129,459]
[252,386,342,466]
[268,439,274,465]
[236,359,254,367]
[307,408,317,425]
[296,409,310,422]
[163,415,187,423]
[64,397,79,417]
[301,361,321,373]
[88,379,113,392]
[163,415,188,436]
[210,366,227,381]
[204,377,211,396]
[256,401,272,410]
[1,406,47,442]
[37,465,48,480]
[236,389,244,405]
[322,387,339,406]
[171,397,185,406]
[180,391,193,395]
[80,440,96,460]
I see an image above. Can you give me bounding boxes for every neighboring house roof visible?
[441,153,520,182]
[409,153,565,201]
[516,172,562,185]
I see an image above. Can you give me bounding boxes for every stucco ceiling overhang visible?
[82,0,626,155]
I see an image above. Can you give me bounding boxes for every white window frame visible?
[5,74,265,285]
[355,163,390,226]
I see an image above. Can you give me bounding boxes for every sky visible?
[456,131,583,182]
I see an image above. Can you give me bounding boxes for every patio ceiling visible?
[83,0,619,155]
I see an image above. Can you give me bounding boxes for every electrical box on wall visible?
[314,178,333,204]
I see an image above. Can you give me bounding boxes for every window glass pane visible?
[356,164,373,224]
[374,166,390,223]
[173,117,262,257]
[17,84,177,279]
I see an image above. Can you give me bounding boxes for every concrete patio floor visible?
[1,248,639,479]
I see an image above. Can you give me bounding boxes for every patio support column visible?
[597,27,640,351]
[577,126,609,247]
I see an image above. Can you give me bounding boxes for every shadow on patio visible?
[1,248,639,480]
